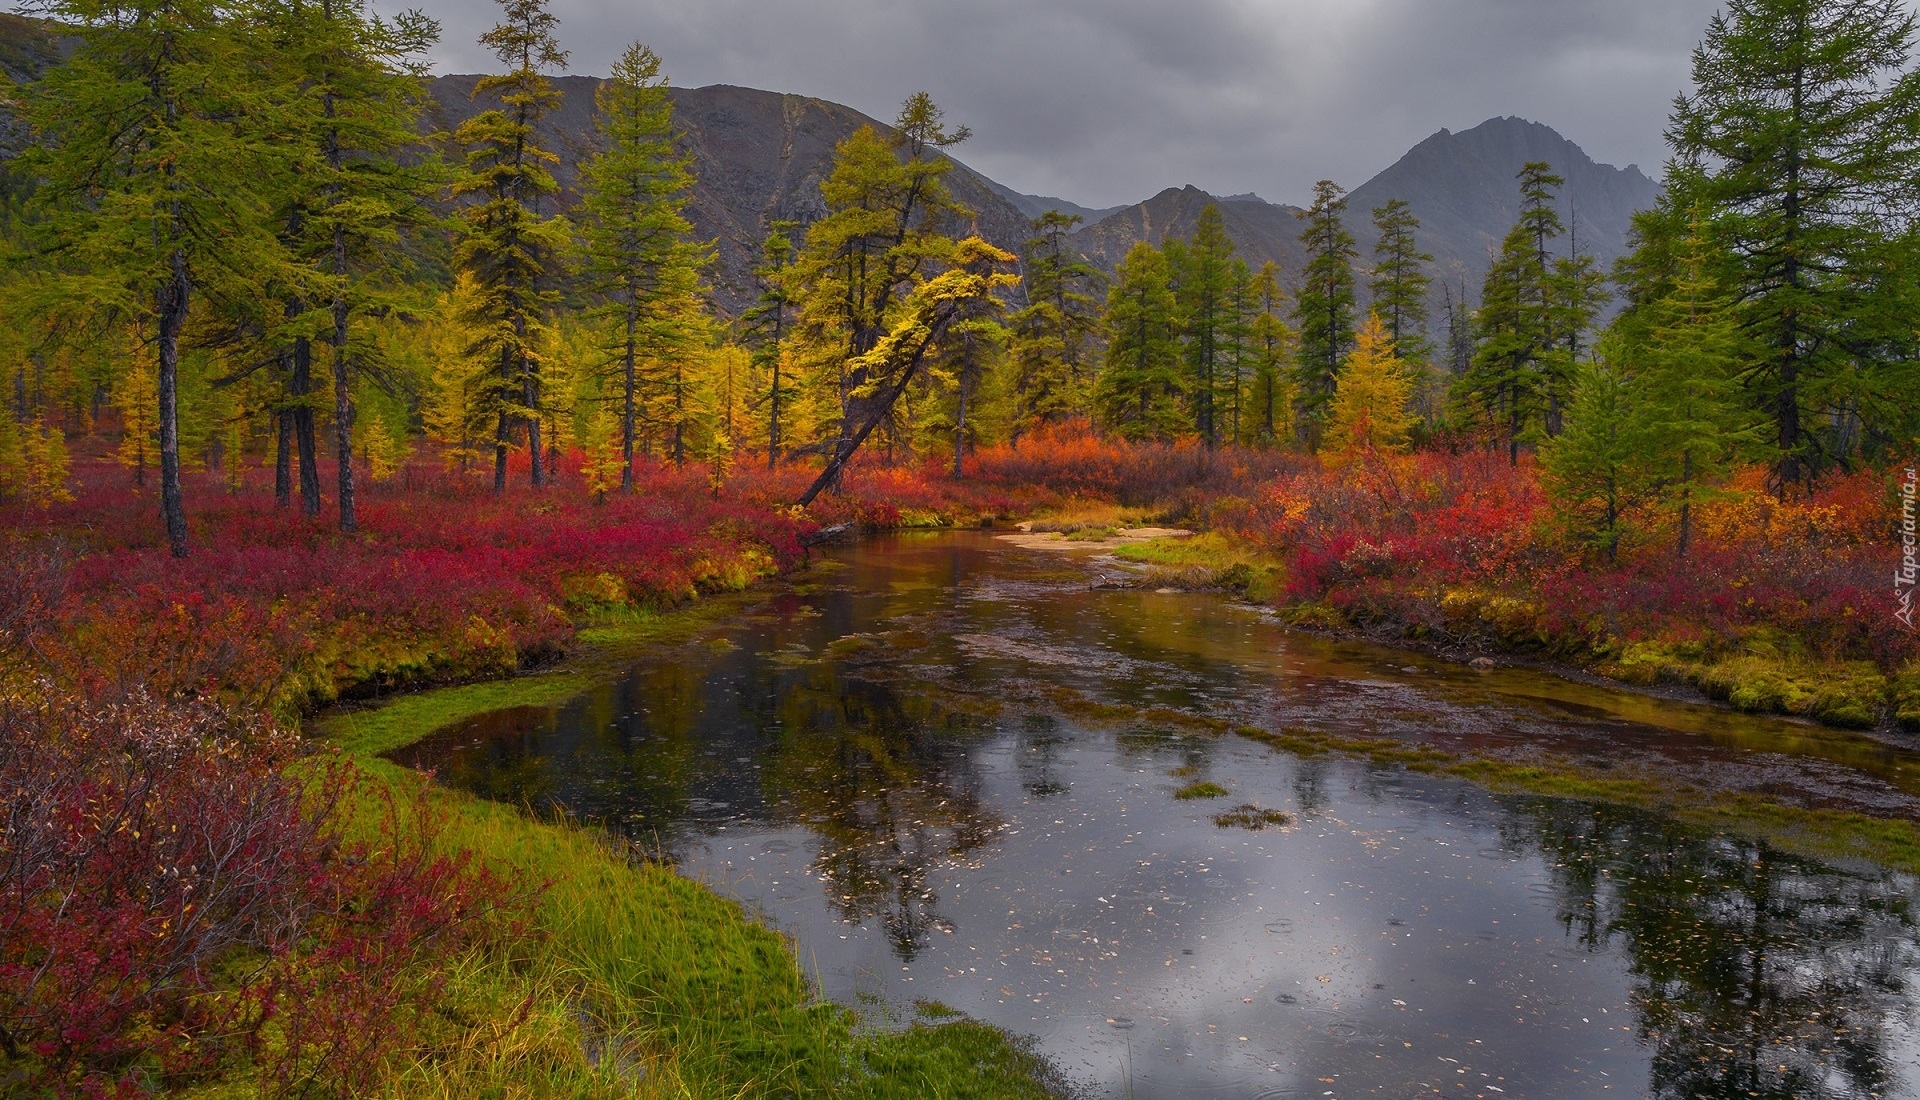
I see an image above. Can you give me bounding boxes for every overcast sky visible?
[419,0,1728,209]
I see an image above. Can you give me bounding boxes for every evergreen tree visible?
[1540,343,1657,562]
[1246,262,1294,446]
[1327,313,1415,458]
[1094,241,1184,441]
[1170,203,1237,447]
[577,41,707,488]
[743,220,798,467]
[1455,163,1563,464]
[18,0,290,556]
[449,0,570,492]
[266,0,442,530]
[1635,218,1764,557]
[1292,180,1358,449]
[1367,198,1432,363]
[1220,258,1255,444]
[1666,0,1920,486]
[1006,211,1100,438]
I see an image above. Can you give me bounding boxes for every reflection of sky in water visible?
[396,532,1920,1099]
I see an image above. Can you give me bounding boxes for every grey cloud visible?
[415,0,1725,207]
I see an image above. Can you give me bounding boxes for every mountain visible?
[1071,117,1662,314]
[981,178,1124,225]
[1070,185,1311,277]
[1347,116,1662,297]
[424,77,1036,316]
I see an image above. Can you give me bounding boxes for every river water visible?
[393,531,1920,1099]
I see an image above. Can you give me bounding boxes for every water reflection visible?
[1507,799,1918,1099]
[393,532,1920,1098]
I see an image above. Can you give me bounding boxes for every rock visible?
[1469,657,1496,670]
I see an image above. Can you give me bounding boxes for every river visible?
[393,530,1920,1099]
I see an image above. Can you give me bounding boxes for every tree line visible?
[1,0,1916,561]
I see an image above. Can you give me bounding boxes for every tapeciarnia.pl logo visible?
[1899,466,1917,630]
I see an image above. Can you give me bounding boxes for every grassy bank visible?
[311,602,1070,1100]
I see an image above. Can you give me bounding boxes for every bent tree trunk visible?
[797,306,959,508]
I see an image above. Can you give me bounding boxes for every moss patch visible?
[1174,781,1229,800]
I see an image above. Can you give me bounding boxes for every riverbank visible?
[311,601,1071,1099]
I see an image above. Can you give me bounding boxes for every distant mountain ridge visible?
[1067,117,1662,316]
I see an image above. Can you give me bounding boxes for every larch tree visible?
[17,0,290,556]
[577,41,707,488]
[266,0,442,530]
[743,220,798,468]
[1006,211,1101,439]
[1367,198,1432,364]
[449,0,571,492]
[1094,241,1185,442]
[1171,203,1237,448]
[1539,342,1657,562]
[1246,262,1294,446]
[1327,312,1415,459]
[1455,162,1563,465]
[1635,218,1763,557]
[789,92,970,499]
[1292,180,1358,449]
[1666,0,1920,487]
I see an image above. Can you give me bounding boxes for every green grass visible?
[1173,780,1229,800]
[1212,804,1293,830]
[1111,532,1286,599]
[304,596,1070,1100]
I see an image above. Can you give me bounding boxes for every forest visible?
[1,0,1918,1094]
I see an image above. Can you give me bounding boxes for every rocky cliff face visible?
[1068,185,1310,279]
[425,76,1036,316]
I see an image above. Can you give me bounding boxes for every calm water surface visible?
[395,532,1920,1099]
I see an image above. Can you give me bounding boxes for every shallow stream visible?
[394,531,1920,1099]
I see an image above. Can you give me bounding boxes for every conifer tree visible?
[1635,219,1763,557]
[743,221,798,467]
[1094,241,1184,441]
[266,0,442,530]
[1368,199,1432,364]
[790,93,972,494]
[1455,163,1564,464]
[1292,180,1358,448]
[577,41,707,489]
[450,0,570,492]
[1246,262,1294,445]
[1006,211,1100,438]
[1171,203,1237,447]
[1540,343,1656,562]
[1327,313,1415,458]
[18,0,289,555]
[1666,0,1920,485]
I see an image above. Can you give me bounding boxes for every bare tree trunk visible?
[332,223,356,532]
[157,250,190,559]
[275,404,292,507]
[952,371,967,480]
[622,295,636,492]
[292,337,321,515]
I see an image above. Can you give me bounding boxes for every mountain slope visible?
[1071,117,1662,315]
[425,77,1035,315]
[1347,116,1662,295]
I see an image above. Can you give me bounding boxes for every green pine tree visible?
[1540,342,1657,562]
[743,220,799,467]
[18,0,289,555]
[1292,180,1358,449]
[1666,0,1920,485]
[577,41,708,486]
[1006,211,1101,439]
[1094,241,1185,442]
[1170,203,1237,447]
[449,0,571,491]
[1246,262,1294,446]
[1368,198,1433,364]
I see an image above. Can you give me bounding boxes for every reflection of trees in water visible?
[1500,798,1920,1100]
[1017,714,1070,799]
[761,670,1002,960]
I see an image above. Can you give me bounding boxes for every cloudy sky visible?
[420,0,1726,209]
